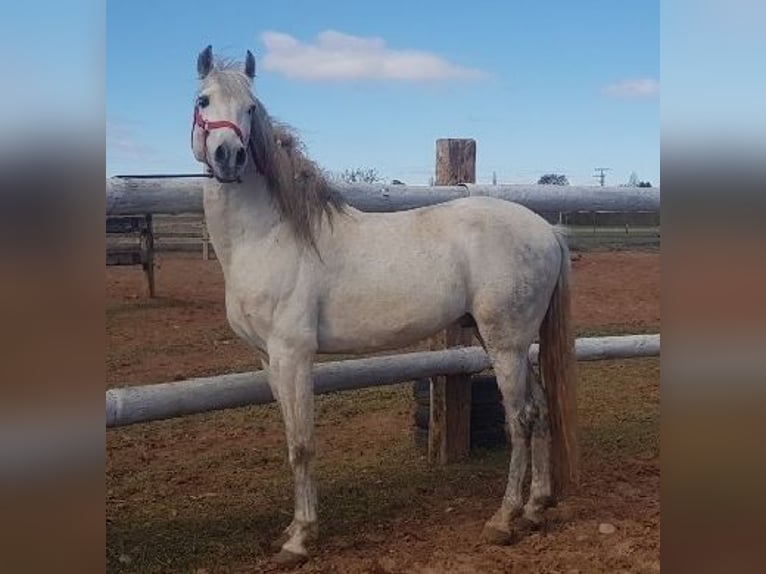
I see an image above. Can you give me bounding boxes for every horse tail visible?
[538,229,579,497]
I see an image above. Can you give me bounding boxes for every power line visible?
[593,167,610,187]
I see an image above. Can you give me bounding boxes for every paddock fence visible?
[107,334,659,428]
[107,178,659,216]
[106,138,660,463]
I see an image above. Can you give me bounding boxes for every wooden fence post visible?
[141,214,155,297]
[428,139,476,464]
[202,222,210,260]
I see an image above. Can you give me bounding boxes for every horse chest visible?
[224,285,275,352]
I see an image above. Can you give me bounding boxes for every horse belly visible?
[317,273,466,353]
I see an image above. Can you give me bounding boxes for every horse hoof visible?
[481,524,516,546]
[273,548,308,569]
[271,532,290,552]
[518,515,544,532]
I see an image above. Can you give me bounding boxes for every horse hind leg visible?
[521,362,554,527]
[479,341,534,545]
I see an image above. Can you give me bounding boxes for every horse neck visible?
[202,165,280,273]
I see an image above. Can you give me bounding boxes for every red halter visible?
[192,106,246,161]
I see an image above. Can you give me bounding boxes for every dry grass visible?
[106,251,659,572]
[106,358,659,573]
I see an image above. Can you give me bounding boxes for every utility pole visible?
[593,167,610,187]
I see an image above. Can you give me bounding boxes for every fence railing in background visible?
[106,214,155,296]
[107,334,660,428]
[106,177,660,216]
[149,214,214,259]
[106,139,661,463]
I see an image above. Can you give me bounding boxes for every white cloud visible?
[602,78,660,98]
[261,30,486,82]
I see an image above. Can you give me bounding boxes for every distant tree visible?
[537,173,569,185]
[626,171,640,187]
[624,171,652,188]
[335,167,382,184]
[391,179,405,185]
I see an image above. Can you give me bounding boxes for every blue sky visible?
[107,0,659,186]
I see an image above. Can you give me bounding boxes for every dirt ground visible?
[106,251,660,573]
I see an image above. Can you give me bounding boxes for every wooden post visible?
[141,214,155,298]
[435,139,476,185]
[202,222,210,261]
[428,139,476,464]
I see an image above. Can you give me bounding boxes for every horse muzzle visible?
[209,143,248,183]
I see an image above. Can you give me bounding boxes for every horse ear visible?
[245,50,256,80]
[197,45,213,79]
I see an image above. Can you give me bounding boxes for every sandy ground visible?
[107,251,659,573]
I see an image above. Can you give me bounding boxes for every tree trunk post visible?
[428,139,476,464]
[141,214,156,298]
[202,222,210,260]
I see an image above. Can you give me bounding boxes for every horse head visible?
[191,45,256,183]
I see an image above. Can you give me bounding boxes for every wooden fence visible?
[105,138,660,463]
[106,214,155,296]
[107,334,660,428]
[151,214,214,259]
[106,179,659,216]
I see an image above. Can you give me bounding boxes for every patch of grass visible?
[578,358,660,459]
[107,440,511,573]
[107,361,659,573]
[316,385,410,422]
[574,322,660,338]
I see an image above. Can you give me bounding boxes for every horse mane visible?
[204,61,346,249]
[249,100,347,249]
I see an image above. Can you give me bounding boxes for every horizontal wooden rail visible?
[106,177,660,216]
[106,334,659,428]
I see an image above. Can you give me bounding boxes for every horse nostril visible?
[214,145,228,164]
[235,147,247,166]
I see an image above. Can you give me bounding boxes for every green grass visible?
[565,226,659,235]
[578,358,660,459]
[574,323,660,338]
[107,357,659,573]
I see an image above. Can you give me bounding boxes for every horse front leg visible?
[266,339,318,566]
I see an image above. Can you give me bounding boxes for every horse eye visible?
[247,105,255,115]
[197,95,210,108]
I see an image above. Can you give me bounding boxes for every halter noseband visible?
[194,106,246,142]
[192,106,247,167]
